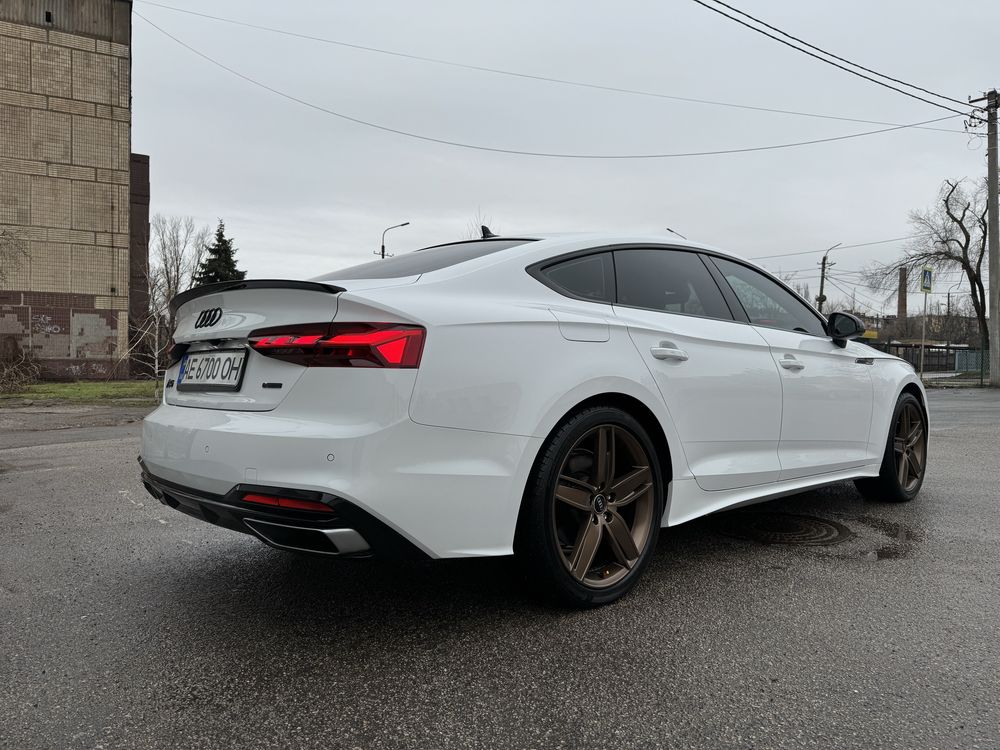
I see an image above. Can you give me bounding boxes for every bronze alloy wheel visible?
[893,400,926,493]
[551,424,655,588]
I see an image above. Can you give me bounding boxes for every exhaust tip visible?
[243,519,370,556]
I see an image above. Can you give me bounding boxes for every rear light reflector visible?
[242,492,333,513]
[249,323,425,368]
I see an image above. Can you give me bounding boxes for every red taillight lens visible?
[242,492,333,513]
[249,323,425,368]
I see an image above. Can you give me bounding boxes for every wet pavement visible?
[1,390,998,749]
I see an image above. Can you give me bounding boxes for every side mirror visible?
[827,311,866,347]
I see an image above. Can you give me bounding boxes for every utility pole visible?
[897,268,908,339]
[816,242,841,314]
[971,89,999,386]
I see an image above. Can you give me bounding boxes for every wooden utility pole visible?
[971,89,999,385]
[816,242,841,314]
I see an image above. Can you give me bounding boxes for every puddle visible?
[707,509,923,561]
[854,516,922,560]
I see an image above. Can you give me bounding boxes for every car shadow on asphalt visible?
[129,479,925,640]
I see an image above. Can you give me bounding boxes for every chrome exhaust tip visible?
[243,518,370,556]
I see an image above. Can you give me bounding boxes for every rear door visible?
[709,257,875,479]
[613,247,783,491]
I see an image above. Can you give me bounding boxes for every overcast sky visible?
[131,0,997,314]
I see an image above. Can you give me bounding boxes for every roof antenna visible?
[665,227,687,239]
[481,225,498,239]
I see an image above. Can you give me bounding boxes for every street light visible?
[377,222,410,259]
[816,242,842,314]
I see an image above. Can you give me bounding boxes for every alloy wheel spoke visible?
[907,423,924,449]
[605,511,639,567]
[906,451,922,480]
[611,466,652,507]
[594,427,615,488]
[569,519,603,580]
[897,450,909,485]
[559,474,597,494]
[899,407,911,441]
[555,480,593,511]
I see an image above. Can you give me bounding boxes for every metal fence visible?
[867,343,989,375]
[955,348,988,373]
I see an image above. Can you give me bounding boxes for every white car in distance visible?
[140,234,928,606]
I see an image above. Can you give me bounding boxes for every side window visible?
[614,248,732,320]
[711,257,827,337]
[539,253,614,303]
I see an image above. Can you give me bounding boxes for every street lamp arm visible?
[378,221,411,259]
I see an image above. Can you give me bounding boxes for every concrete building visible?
[0,0,148,379]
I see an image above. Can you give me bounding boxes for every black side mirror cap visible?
[827,311,866,348]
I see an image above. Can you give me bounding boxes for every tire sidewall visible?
[522,406,665,607]
[880,392,927,501]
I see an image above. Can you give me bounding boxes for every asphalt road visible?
[2,391,998,749]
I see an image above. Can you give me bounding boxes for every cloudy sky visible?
[131,0,997,314]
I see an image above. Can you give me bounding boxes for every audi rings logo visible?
[194,307,223,329]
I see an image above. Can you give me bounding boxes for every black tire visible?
[854,392,927,503]
[515,406,664,608]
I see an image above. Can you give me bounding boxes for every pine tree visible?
[193,220,246,285]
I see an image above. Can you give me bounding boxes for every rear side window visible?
[314,239,534,280]
[711,257,827,337]
[614,249,732,320]
[539,253,614,303]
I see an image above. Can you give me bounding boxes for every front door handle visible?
[651,343,689,361]
[779,354,805,371]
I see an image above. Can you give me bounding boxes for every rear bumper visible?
[139,460,425,559]
[140,403,542,558]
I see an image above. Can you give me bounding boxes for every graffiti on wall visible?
[0,301,122,378]
[31,314,62,334]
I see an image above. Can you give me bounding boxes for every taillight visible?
[248,323,425,368]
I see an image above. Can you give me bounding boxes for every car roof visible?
[314,232,758,288]
[453,232,752,264]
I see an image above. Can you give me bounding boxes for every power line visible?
[749,235,927,260]
[826,278,884,313]
[688,0,972,117]
[133,0,970,135]
[699,0,971,110]
[827,273,889,304]
[135,13,963,161]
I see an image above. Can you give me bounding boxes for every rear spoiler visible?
[169,280,345,315]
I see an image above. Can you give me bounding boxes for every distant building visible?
[0,0,148,379]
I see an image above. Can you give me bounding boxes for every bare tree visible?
[148,214,209,323]
[142,214,210,371]
[864,178,989,346]
[0,228,28,286]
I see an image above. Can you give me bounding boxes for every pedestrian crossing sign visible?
[920,267,933,293]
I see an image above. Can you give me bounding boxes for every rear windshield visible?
[313,239,535,280]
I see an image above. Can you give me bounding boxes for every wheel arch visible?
[900,381,928,421]
[513,391,674,551]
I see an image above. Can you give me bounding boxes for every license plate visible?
[177,349,247,392]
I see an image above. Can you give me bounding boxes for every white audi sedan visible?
[140,233,928,606]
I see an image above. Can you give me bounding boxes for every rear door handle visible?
[779,354,805,371]
[651,342,689,361]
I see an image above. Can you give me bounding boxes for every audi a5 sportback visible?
[140,234,928,606]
